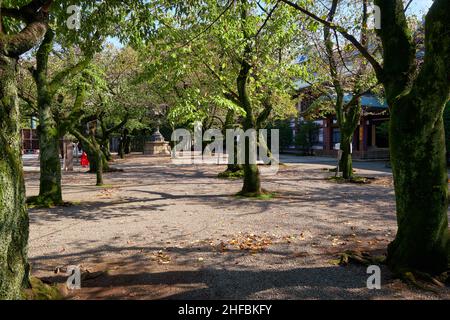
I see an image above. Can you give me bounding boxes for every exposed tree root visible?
[395,270,448,293]
[337,250,386,266]
[334,250,449,293]
[328,176,375,184]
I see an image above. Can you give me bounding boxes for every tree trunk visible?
[242,163,261,194]
[37,101,62,205]
[0,2,50,297]
[339,134,353,180]
[375,0,450,274]
[338,104,361,180]
[227,143,242,173]
[237,62,261,195]
[118,138,125,159]
[87,149,109,173]
[101,138,112,162]
[222,110,242,173]
[95,147,104,186]
[387,94,449,274]
[0,54,30,299]
[82,139,109,173]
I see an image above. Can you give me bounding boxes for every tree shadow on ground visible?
[34,248,439,300]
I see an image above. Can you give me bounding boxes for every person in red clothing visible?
[80,151,89,168]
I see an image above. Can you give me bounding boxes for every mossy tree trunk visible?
[118,129,131,156]
[239,77,261,195]
[101,139,112,162]
[387,94,449,274]
[283,0,449,274]
[0,53,30,300]
[33,30,62,205]
[0,0,51,299]
[374,0,450,274]
[339,134,353,179]
[31,28,93,205]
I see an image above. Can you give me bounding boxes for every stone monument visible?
[143,127,171,156]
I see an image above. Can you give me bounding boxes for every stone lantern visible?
[143,127,171,156]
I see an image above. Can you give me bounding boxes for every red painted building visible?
[292,92,390,160]
[21,128,39,154]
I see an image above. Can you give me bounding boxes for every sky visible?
[408,0,433,15]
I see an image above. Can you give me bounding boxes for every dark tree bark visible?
[282,0,450,275]
[0,0,51,299]
[376,0,450,274]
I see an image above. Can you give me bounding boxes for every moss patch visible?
[27,196,71,209]
[235,190,276,199]
[218,170,245,179]
[23,277,64,300]
[95,184,114,188]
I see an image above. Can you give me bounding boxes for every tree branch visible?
[0,0,53,56]
[48,54,94,94]
[255,0,280,39]
[279,0,384,80]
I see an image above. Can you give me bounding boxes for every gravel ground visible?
[24,154,450,300]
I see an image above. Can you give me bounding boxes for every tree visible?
[30,31,97,206]
[322,0,378,179]
[68,46,150,185]
[281,0,450,276]
[170,0,304,196]
[1,0,152,297]
[0,0,52,299]
[26,1,136,206]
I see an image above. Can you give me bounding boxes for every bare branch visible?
[279,0,384,80]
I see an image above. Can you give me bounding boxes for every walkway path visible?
[24,154,449,299]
